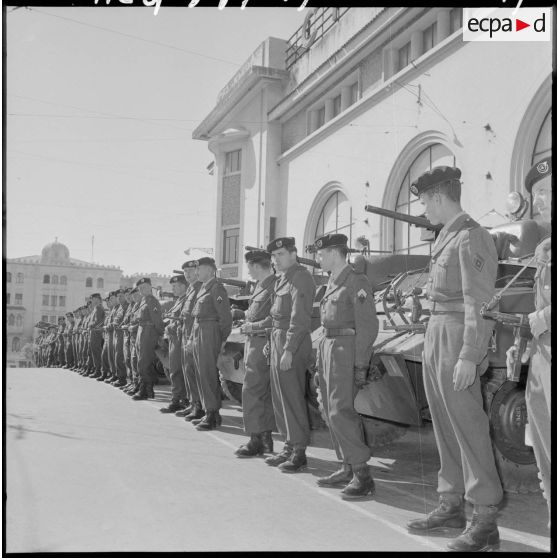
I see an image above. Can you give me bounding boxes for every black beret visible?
[135,277,152,287]
[130,287,139,294]
[245,249,272,263]
[181,260,198,269]
[197,257,216,268]
[65,312,74,317]
[410,166,461,196]
[525,156,551,193]
[314,233,348,250]
[114,289,125,296]
[170,275,188,285]
[267,236,296,253]
[90,293,102,299]
[58,316,65,321]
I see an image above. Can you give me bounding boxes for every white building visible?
[193,7,552,279]
[6,240,122,366]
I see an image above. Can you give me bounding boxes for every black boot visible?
[261,431,274,453]
[446,506,499,552]
[132,386,149,400]
[235,433,264,458]
[407,495,466,532]
[317,463,352,487]
[145,383,155,399]
[160,400,186,414]
[278,448,307,473]
[185,403,205,422]
[265,444,293,467]
[195,410,222,431]
[175,405,193,418]
[341,463,375,499]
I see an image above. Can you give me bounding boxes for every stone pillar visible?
[437,9,451,41]
[410,30,422,61]
[340,86,352,112]
[324,98,334,122]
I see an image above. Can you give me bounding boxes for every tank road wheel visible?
[360,415,408,449]
[221,378,243,405]
[482,370,540,494]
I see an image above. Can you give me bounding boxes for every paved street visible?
[6,368,551,553]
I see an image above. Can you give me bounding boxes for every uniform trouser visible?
[130,335,139,382]
[90,331,104,373]
[168,333,187,401]
[101,334,112,375]
[192,321,222,411]
[113,330,127,380]
[243,335,276,434]
[58,342,66,366]
[424,314,503,506]
[181,336,201,404]
[64,340,75,367]
[123,335,132,382]
[270,329,312,448]
[107,331,117,376]
[317,335,370,465]
[137,326,159,385]
[526,333,551,516]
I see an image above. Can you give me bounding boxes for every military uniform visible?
[106,300,118,379]
[120,295,137,386]
[267,237,315,469]
[190,272,232,417]
[101,297,114,380]
[135,281,165,397]
[88,296,106,376]
[64,316,75,368]
[127,297,142,393]
[112,293,129,383]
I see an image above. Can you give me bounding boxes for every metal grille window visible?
[43,274,50,284]
[394,144,456,255]
[42,295,49,306]
[223,228,240,265]
[423,22,437,52]
[59,296,66,307]
[450,8,463,34]
[15,294,22,305]
[85,277,93,288]
[398,42,411,71]
[314,191,354,246]
[51,295,57,306]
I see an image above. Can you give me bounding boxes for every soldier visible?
[99,293,114,381]
[120,288,137,391]
[406,166,503,552]
[46,325,57,366]
[55,316,66,367]
[111,289,130,387]
[177,260,205,422]
[63,312,76,369]
[265,237,315,473]
[234,249,277,457]
[82,300,96,376]
[133,278,165,400]
[87,293,106,378]
[314,233,378,499]
[187,257,232,430]
[507,156,552,523]
[73,307,84,372]
[69,309,81,371]
[104,291,119,381]
[159,275,190,413]
[125,287,143,396]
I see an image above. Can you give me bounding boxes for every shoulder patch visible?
[472,253,485,272]
[357,288,368,301]
[217,295,223,303]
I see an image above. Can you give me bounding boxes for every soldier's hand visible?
[185,340,194,354]
[354,367,368,389]
[528,310,548,339]
[506,343,531,370]
[240,322,252,334]
[263,342,271,360]
[453,359,476,391]
[279,349,293,371]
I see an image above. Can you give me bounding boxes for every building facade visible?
[193,7,552,279]
[6,240,122,367]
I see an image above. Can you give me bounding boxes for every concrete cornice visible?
[193,66,289,141]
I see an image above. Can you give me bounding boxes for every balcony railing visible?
[285,7,350,71]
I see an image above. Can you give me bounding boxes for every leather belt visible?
[272,320,289,330]
[195,318,218,323]
[324,328,355,337]
[246,332,267,337]
[430,301,465,314]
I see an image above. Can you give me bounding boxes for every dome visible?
[41,239,70,264]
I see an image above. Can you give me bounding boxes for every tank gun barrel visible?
[219,277,248,288]
[245,245,321,269]
[364,205,442,232]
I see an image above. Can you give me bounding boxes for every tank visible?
[353,205,542,493]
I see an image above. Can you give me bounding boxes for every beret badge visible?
[537,160,549,175]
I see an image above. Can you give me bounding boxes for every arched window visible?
[43,274,50,284]
[97,278,104,289]
[85,277,93,288]
[394,144,456,255]
[8,314,15,326]
[16,273,24,284]
[16,315,23,327]
[314,190,354,245]
[60,275,67,285]
[531,109,551,165]
[12,337,21,352]
[7,272,12,282]
[52,274,59,285]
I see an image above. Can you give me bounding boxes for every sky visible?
[5,5,308,276]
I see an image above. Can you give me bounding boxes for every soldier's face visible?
[139,284,151,297]
[117,293,126,305]
[316,248,334,272]
[183,268,197,283]
[197,265,214,282]
[271,247,297,272]
[132,292,142,303]
[419,192,442,225]
[532,176,552,222]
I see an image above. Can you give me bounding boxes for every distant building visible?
[194,7,552,279]
[6,240,122,367]
[120,273,172,294]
